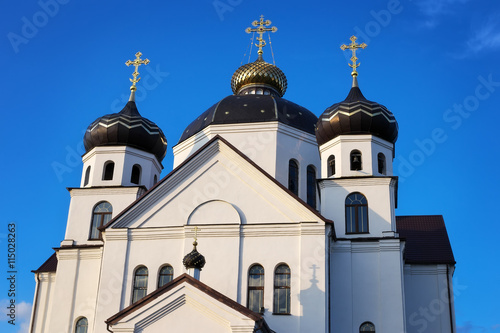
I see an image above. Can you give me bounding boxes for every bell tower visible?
[62,52,167,246]
[317,37,404,333]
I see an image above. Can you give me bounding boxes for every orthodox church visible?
[29,17,456,333]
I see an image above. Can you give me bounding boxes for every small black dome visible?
[84,101,167,161]
[178,95,317,143]
[316,86,398,146]
[183,244,206,270]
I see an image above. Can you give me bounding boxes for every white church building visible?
[29,18,456,333]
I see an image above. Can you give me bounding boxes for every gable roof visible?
[32,252,58,273]
[100,135,332,231]
[396,215,455,265]
[106,273,271,331]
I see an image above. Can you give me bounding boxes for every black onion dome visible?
[84,101,167,161]
[183,244,206,270]
[178,95,317,143]
[231,58,287,96]
[316,86,398,146]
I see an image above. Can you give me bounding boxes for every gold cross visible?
[340,36,367,77]
[245,15,277,56]
[125,52,150,91]
[192,226,201,242]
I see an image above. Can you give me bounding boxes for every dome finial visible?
[340,36,367,80]
[125,52,150,101]
[245,15,277,59]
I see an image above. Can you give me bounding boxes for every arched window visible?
[132,266,148,303]
[345,193,369,233]
[307,165,317,209]
[378,153,386,175]
[158,265,174,288]
[75,317,88,333]
[360,322,375,332]
[247,264,264,313]
[327,155,335,177]
[84,166,91,186]
[89,202,112,240]
[273,264,291,314]
[288,160,299,195]
[103,161,115,180]
[153,174,158,184]
[350,150,362,171]
[131,164,141,185]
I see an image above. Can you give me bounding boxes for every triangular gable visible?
[106,273,272,333]
[102,135,332,230]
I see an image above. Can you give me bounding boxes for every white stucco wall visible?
[330,239,406,333]
[404,264,455,333]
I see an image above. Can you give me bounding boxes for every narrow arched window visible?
[131,164,141,185]
[288,160,299,195]
[360,322,375,332]
[75,317,88,333]
[307,165,317,209]
[89,202,112,240]
[158,265,174,288]
[377,153,386,175]
[350,150,362,171]
[247,264,264,313]
[345,193,369,233]
[84,166,91,186]
[273,264,291,314]
[103,161,114,180]
[132,266,148,303]
[153,174,158,184]
[327,155,335,177]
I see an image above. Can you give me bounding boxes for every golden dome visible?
[231,57,287,97]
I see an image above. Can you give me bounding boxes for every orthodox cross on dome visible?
[245,15,277,57]
[192,226,201,247]
[125,52,150,92]
[340,36,367,77]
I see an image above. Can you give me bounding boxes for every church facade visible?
[29,19,456,333]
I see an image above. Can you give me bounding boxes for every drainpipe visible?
[447,265,454,333]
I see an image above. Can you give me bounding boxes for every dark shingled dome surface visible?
[84,101,167,161]
[316,86,398,146]
[178,95,318,143]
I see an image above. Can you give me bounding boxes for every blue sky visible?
[1,0,499,332]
